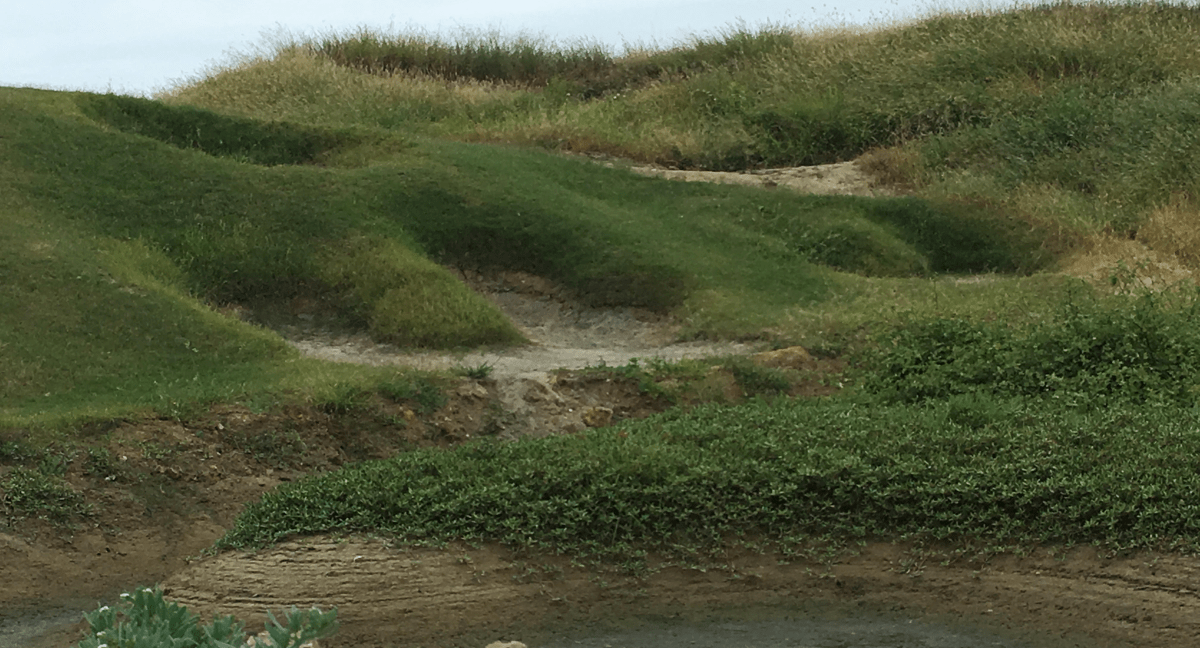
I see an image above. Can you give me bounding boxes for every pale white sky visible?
[3,0,989,96]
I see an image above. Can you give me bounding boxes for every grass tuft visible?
[1,466,92,526]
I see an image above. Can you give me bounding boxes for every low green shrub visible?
[863,280,1200,407]
[722,357,791,397]
[454,362,495,380]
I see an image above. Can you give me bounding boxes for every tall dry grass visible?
[163,2,1200,266]
[1138,194,1200,269]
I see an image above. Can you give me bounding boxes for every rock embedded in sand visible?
[247,632,319,647]
[582,406,614,428]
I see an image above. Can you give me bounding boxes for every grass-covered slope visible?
[0,85,1044,423]
[3,90,518,337]
[167,2,1200,245]
[9,2,1200,559]
[0,212,278,417]
[0,88,522,423]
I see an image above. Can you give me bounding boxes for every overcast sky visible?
[3,0,992,97]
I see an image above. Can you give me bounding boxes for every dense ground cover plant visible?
[217,392,1200,558]
[75,586,337,648]
[0,465,91,525]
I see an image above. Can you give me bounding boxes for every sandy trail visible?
[280,271,753,378]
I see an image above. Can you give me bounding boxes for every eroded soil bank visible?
[161,538,1200,648]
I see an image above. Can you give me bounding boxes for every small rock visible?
[456,382,490,399]
[485,642,527,648]
[519,378,562,404]
[247,632,319,648]
[582,406,614,428]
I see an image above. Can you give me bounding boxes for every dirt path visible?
[272,269,756,438]
[627,160,894,196]
[279,269,753,376]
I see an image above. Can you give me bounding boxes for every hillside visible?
[0,81,1064,425]
[6,4,1200,648]
[168,2,1200,239]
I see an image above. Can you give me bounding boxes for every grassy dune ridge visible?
[168,2,1200,236]
[5,2,1200,561]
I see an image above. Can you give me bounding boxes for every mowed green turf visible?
[0,86,1048,424]
[0,89,499,424]
[0,168,426,425]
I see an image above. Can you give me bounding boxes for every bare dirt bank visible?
[158,537,1200,648]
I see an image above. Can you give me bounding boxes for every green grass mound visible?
[319,236,518,346]
[80,93,363,167]
[0,77,1073,423]
[743,194,1050,276]
[0,202,291,422]
[167,2,1200,238]
[0,88,522,422]
[1,88,524,342]
[11,2,1200,438]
